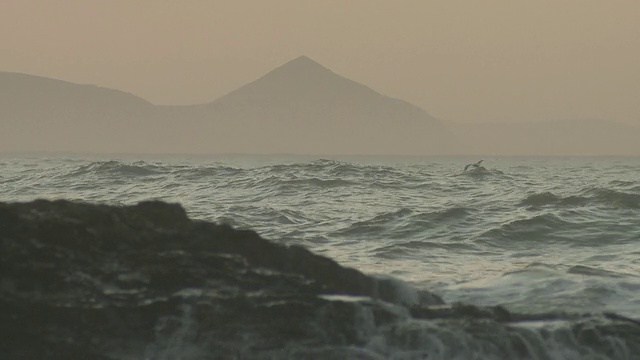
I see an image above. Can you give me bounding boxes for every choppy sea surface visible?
[2,154,640,357]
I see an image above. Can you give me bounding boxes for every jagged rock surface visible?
[0,200,440,358]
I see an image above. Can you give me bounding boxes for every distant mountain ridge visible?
[1,57,639,155]
[0,71,157,153]
[0,57,453,155]
[1,71,151,114]
[195,56,450,154]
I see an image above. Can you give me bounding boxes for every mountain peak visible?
[210,55,349,103]
[209,56,440,125]
[266,55,332,78]
[285,55,323,67]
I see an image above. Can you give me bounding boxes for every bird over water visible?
[464,160,484,172]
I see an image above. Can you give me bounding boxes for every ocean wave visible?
[502,262,561,275]
[64,160,165,178]
[173,159,424,193]
[266,208,313,225]
[332,207,473,242]
[377,239,477,254]
[504,263,629,279]
[608,179,639,188]
[585,188,640,209]
[477,214,575,244]
[500,213,570,231]
[226,174,283,191]
[281,177,357,188]
[171,165,245,180]
[520,188,640,209]
[332,208,413,237]
[264,159,408,182]
[520,192,588,207]
[567,265,627,278]
[261,159,354,175]
[213,160,399,192]
[413,206,472,222]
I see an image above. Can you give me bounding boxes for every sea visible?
[2,154,640,359]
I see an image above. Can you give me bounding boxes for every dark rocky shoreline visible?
[1,200,639,359]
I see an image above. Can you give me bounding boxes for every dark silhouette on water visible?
[464,159,484,172]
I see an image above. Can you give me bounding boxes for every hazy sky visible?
[2,0,639,124]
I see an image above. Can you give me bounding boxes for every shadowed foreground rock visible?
[1,200,639,359]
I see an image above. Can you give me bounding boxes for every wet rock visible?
[0,200,439,358]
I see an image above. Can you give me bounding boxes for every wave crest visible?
[520,192,587,207]
[521,188,640,209]
[67,160,164,177]
[586,188,640,209]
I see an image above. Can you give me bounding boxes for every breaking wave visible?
[521,188,640,209]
